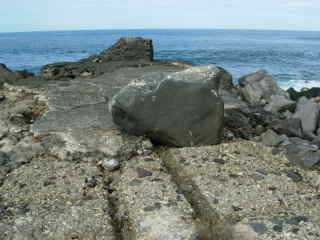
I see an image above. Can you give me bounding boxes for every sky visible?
[1,0,320,32]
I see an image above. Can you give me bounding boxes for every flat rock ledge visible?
[162,141,320,240]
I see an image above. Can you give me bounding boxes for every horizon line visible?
[1,27,320,34]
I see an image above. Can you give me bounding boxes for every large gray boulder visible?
[293,97,320,138]
[110,65,224,147]
[239,70,290,107]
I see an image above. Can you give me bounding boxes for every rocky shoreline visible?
[0,37,319,240]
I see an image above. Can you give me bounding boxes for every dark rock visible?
[85,176,98,188]
[99,37,153,62]
[136,167,153,178]
[0,95,5,102]
[287,87,320,101]
[209,66,234,94]
[111,66,224,147]
[224,105,281,140]
[224,109,250,129]
[213,158,226,165]
[273,224,283,233]
[0,64,16,86]
[239,70,290,106]
[287,171,303,182]
[40,37,156,80]
[293,97,319,137]
[272,118,303,138]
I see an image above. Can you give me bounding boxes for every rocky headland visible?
[0,37,319,240]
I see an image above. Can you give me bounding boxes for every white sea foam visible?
[279,80,320,91]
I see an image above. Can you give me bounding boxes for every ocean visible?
[1,29,320,90]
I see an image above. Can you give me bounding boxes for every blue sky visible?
[1,0,320,32]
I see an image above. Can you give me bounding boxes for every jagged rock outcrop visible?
[111,65,224,147]
[98,37,154,62]
[40,37,155,80]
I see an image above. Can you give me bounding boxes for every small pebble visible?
[287,171,303,182]
[101,159,120,172]
[213,158,226,164]
[136,167,153,178]
[0,95,5,102]
[250,222,268,235]
[85,176,98,188]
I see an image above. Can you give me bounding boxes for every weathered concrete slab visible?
[113,154,197,240]
[0,158,115,240]
[47,81,107,111]
[32,103,112,133]
[162,141,320,239]
[32,65,185,135]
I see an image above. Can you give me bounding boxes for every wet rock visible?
[293,97,320,137]
[111,65,224,147]
[261,129,283,147]
[272,118,303,138]
[239,70,289,106]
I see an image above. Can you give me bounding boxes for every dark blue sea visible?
[1,29,320,90]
